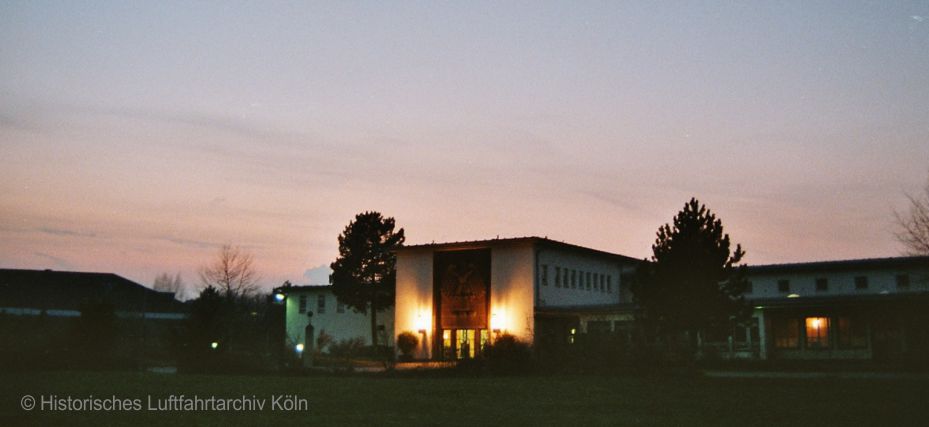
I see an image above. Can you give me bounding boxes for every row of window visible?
[751,274,911,294]
[539,264,613,293]
[771,316,867,350]
[298,294,345,315]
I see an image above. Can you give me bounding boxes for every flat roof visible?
[397,236,642,264]
[747,256,929,275]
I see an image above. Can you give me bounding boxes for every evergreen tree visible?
[633,198,749,356]
[330,211,405,348]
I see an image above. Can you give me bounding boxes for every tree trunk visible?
[370,297,378,348]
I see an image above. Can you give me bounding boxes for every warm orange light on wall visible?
[809,317,821,329]
[415,310,431,333]
[490,308,507,332]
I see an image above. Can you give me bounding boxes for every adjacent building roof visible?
[0,268,186,314]
[398,236,642,264]
[746,256,929,275]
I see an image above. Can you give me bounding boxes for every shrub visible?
[485,333,533,374]
[329,337,367,359]
[397,331,419,358]
[316,330,333,354]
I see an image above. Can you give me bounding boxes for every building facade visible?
[276,285,394,353]
[393,237,639,360]
[743,256,929,362]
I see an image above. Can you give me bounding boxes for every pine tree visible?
[330,211,405,348]
[633,198,749,356]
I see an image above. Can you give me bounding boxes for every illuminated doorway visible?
[441,329,490,359]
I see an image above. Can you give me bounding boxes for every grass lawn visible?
[3,370,928,426]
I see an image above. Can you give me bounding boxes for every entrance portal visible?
[442,329,490,359]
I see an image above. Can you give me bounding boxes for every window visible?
[896,274,910,290]
[837,317,867,348]
[773,317,800,349]
[607,276,612,293]
[298,295,307,314]
[805,317,830,349]
[599,274,605,292]
[571,270,577,288]
[815,278,828,292]
[778,280,790,293]
[586,272,592,290]
[555,267,561,288]
[541,264,548,286]
[854,276,868,290]
[337,300,345,314]
[745,281,753,294]
[317,294,326,314]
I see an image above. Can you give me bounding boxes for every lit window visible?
[317,294,326,314]
[541,264,548,286]
[773,318,799,349]
[896,274,910,290]
[805,317,829,348]
[815,278,828,292]
[778,280,790,293]
[299,295,307,314]
[854,276,868,290]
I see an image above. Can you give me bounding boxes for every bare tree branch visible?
[153,271,186,300]
[199,244,260,299]
[894,176,929,256]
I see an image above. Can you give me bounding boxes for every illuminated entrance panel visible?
[442,329,490,359]
[434,249,491,360]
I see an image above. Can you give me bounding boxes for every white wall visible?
[745,268,928,300]
[395,247,436,358]
[537,248,627,307]
[284,287,394,352]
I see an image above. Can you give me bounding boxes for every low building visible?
[0,268,186,319]
[0,268,187,366]
[275,285,394,353]
[742,256,929,362]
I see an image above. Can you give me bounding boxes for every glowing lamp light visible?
[295,343,305,353]
[415,311,430,334]
[210,341,219,350]
[787,293,800,298]
[274,293,286,302]
[810,318,821,329]
[490,309,507,333]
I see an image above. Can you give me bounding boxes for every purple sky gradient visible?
[2,1,928,292]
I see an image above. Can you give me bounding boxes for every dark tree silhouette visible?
[633,198,749,356]
[330,211,405,348]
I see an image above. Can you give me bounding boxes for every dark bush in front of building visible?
[484,333,533,374]
[397,331,419,361]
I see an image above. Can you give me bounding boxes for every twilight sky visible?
[2,1,928,294]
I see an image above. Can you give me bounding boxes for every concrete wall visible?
[746,268,928,299]
[489,242,536,342]
[537,247,627,307]
[284,287,394,353]
[395,247,436,358]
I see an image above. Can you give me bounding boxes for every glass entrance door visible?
[441,329,489,359]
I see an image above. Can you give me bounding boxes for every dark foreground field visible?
[3,370,929,426]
